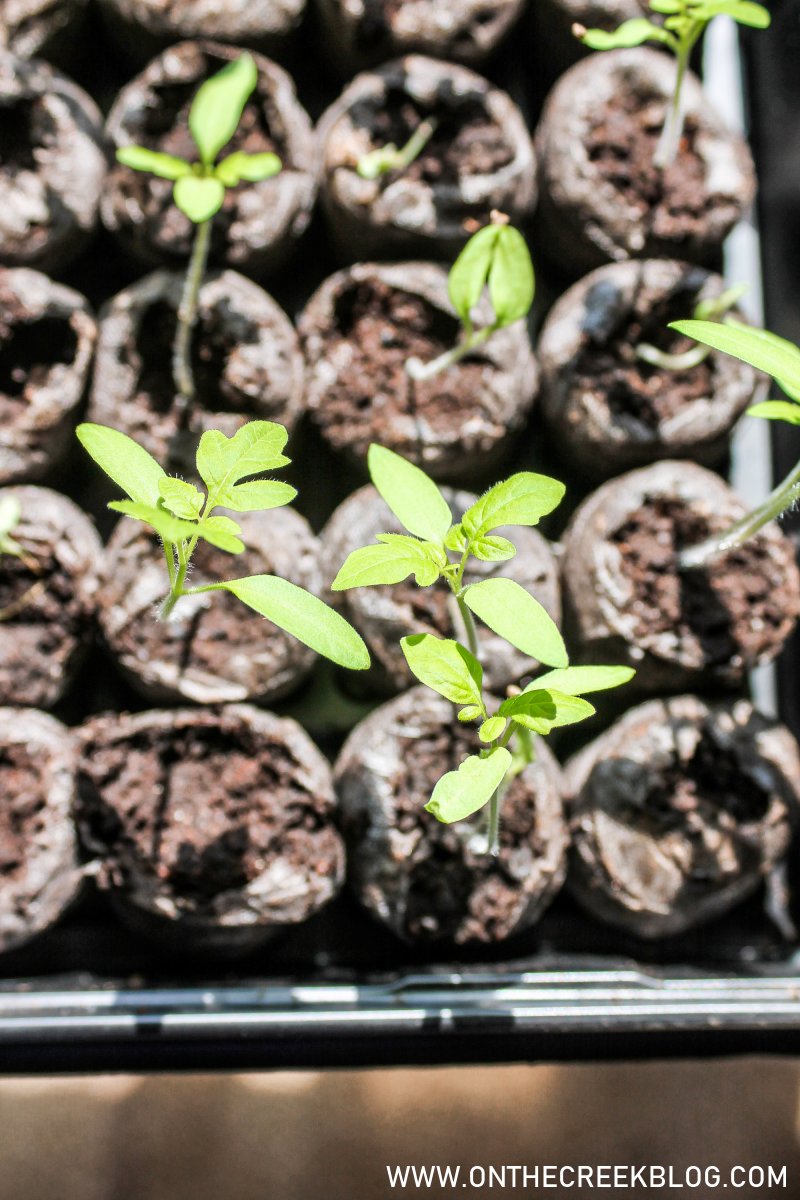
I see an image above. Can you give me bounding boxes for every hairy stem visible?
[455,592,480,657]
[654,45,690,169]
[406,324,496,383]
[172,217,213,409]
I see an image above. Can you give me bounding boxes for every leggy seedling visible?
[405,213,535,382]
[667,320,800,568]
[77,419,370,670]
[332,445,633,851]
[356,116,438,180]
[635,283,746,370]
[117,53,281,410]
[573,0,770,168]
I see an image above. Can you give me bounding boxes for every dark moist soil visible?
[351,86,513,186]
[0,97,42,177]
[0,284,78,422]
[79,722,334,906]
[0,546,85,684]
[0,742,48,881]
[612,499,790,667]
[571,268,714,431]
[586,90,713,247]
[315,279,493,455]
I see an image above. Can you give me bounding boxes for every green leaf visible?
[479,716,506,743]
[690,0,770,27]
[461,472,566,539]
[108,500,199,544]
[215,480,297,512]
[448,224,502,327]
[400,633,484,707]
[196,514,245,554]
[458,704,484,723]
[464,578,567,667]
[525,665,635,696]
[367,445,453,543]
[116,146,191,180]
[158,477,204,520]
[577,17,672,48]
[425,748,511,823]
[173,175,226,223]
[214,576,370,669]
[669,320,800,399]
[746,401,800,425]
[0,495,21,541]
[499,689,595,734]
[444,524,467,553]
[693,283,748,321]
[189,52,258,165]
[196,422,290,506]
[470,534,516,562]
[77,423,166,506]
[215,150,282,186]
[488,226,535,326]
[332,537,443,589]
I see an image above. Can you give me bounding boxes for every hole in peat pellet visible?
[0,97,40,174]
[0,311,78,414]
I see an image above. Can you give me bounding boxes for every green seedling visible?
[573,0,770,169]
[332,445,633,851]
[76,419,370,670]
[116,53,281,409]
[635,283,747,370]
[356,116,438,180]
[406,213,535,382]
[0,495,44,621]
[668,320,800,568]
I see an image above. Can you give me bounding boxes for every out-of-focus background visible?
[1,1059,798,1198]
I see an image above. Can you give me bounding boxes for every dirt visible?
[612,498,794,668]
[571,267,715,431]
[0,284,78,421]
[312,278,493,458]
[0,96,41,176]
[586,90,717,247]
[0,542,86,693]
[0,741,48,881]
[78,718,337,906]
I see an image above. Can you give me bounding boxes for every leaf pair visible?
[448,222,535,336]
[574,0,769,53]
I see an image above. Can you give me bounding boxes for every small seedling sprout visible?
[635,283,747,370]
[667,320,800,568]
[0,495,45,621]
[76,420,370,671]
[332,445,633,852]
[116,53,281,411]
[356,116,438,180]
[406,212,535,382]
[573,0,770,169]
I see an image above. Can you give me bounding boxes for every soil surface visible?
[0,740,49,882]
[0,279,78,421]
[0,545,84,698]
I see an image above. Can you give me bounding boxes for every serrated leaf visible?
[158,477,205,520]
[479,716,506,743]
[216,480,297,512]
[196,514,244,553]
[470,535,516,562]
[488,226,535,327]
[499,688,595,733]
[525,665,635,696]
[367,445,453,543]
[448,224,502,327]
[173,175,226,223]
[189,52,258,165]
[197,422,290,506]
[462,473,566,539]
[108,500,199,544]
[116,146,192,180]
[425,748,511,823]
[332,537,442,589]
[458,704,484,723]
[215,150,281,186]
[746,401,800,425]
[212,576,370,669]
[77,423,166,506]
[578,17,672,48]
[400,633,483,707]
[464,577,567,667]
[669,320,800,399]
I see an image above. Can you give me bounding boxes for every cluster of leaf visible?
[117,53,281,224]
[77,420,369,670]
[573,0,769,55]
[333,446,633,824]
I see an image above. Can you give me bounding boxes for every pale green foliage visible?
[0,496,23,558]
[116,53,281,223]
[76,420,369,671]
[670,320,800,416]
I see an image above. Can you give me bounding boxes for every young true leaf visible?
[425,748,512,823]
[108,500,200,544]
[461,473,566,539]
[479,716,506,743]
[499,689,595,734]
[77,423,166,506]
[525,665,635,696]
[333,537,443,589]
[213,480,297,512]
[215,150,281,186]
[188,52,259,166]
[173,175,226,223]
[196,422,291,505]
[470,535,517,562]
[158,478,205,520]
[196,514,245,554]
[367,444,453,543]
[458,704,484,723]
[116,147,191,180]
[400,633,484,708]
[464,577,568,668]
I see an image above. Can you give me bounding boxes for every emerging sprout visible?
[76,419,370,671]
[356,117,438,180]
[116,53,282,410]
[332,445,633,850]
[406,212,535,382]
[573,0,770,169]
[635,283,747,371]
[0,495,44,621]
[668,320,800,568]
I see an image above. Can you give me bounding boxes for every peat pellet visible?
[88,269,303,471]
[535,48,755,276]
[98,0,305,62]
[0,708,83,953]
[538,260,759,479]
[76,705,345,956]
[0,53,106,273]
[321,483,561,694]
[0,0,88,62]
[560,461,800,693]
[316,55,536,261]
[0,485,101,708]
[335,687,568,944]
[0,267,96,484]
[98,507,321,705]
[314,0,527,74]
[299,261,537,480]
[566,695,800,940]
[101,41,316,277]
